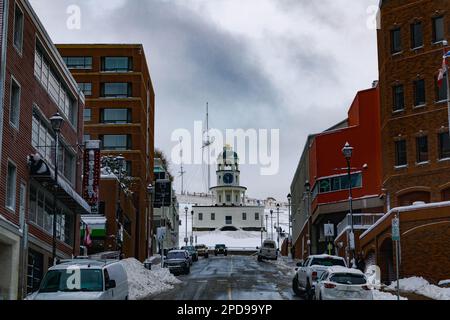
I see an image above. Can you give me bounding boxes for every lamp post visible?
[50,113,64,265]
[146,184,154,258]
[184,206,189,246]
[276,203,280,250]
[270,210,274,240]
[304,180,312,256]
[287,193,292,258]
[342,142,356,267]
[265,214,268,239]
[191,210,194,245]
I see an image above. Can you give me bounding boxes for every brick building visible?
[0,0,89,299]
[378,0,450,208]
[291,86,384,261]
[56,44,155,261]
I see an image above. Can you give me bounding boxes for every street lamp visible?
[276,203,280,250]
[265,214,268,238]
[342,142,356,267]
[184,206,189,246]
[191,210,194,245]
[287,193,292,258]
[270,210,274,240]
[147,184,154,258]
[304,180,312,256]
[50,113,64,265]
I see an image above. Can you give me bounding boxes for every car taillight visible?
[324,283,336,289]
[312,271,318,281]
[362,285,371,291]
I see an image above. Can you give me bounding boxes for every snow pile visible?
[439,280,450,287]
[387,277,450,300]
[119,258,181,300]
[372,290,407,300]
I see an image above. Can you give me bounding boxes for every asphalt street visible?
[150,255,302,300]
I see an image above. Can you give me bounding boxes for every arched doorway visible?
[398,191,430,206]
[378,238,395,284]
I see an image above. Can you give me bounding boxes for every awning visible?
[81,215,107,238]
[28,155,91,214]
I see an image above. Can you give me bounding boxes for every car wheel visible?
[305,282,313,301]
[292,275,301,296]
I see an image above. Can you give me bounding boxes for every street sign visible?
[349,231,355,250]
[157,227,166,242]
[324,224,334,237]
[392,216,400,241]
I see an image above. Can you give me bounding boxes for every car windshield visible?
[330,273,366,285]
[310,257,346,267]
[181,246,195,251]
[263,242,275,248]
[167,252,186,259]
[39,269,103,293]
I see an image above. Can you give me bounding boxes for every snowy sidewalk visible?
[386,277,450,300]
[119,258,181,300]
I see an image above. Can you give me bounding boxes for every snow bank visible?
[372,290,407,300]
[439,280,450,287]
[119,258,181,300]
[388,277,450,300]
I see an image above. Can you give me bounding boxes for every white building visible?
[192,146,264,231]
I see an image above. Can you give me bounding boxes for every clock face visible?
[223,173,234,184]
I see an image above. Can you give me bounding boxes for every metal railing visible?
[336,213,384,239]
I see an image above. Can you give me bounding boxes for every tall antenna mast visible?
[178,137,186,195]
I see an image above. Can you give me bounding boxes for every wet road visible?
[151,255,302,300]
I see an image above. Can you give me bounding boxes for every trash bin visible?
[144,261,152,270]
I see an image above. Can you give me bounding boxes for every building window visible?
[413,79,426,106]
[313,172,363,197]
[83,134,90,143]
[411,22,423,49]
[101,83,132,98]
[437,74,448,102]
[255,212,259,220]
[100,134,131,150]
[35,46,76,123]
[211,213,215,221]
[10,77,21,128]
[416,136,428,163]
[6,162,17,211]
[13,3,24,53]
[199,213,203,221]
[439,133,450,160]
[78,83,92,96]
[100,109,132,124]
[235,195,238,202]
[391,28,402,54]
[124,161,132,176]
[83,109,91,122]
[393,85,405,111]
[62,56,93,69]
[225,216,232,225]
[226,194,231,202]
[242,212,247,221]
[101,57,133,72]
[395,140,407,167]
[219,195,222,203]
[433,16,445,43]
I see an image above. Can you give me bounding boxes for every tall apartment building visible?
[56,44,155,261]
[0,0,89,299]
[378,0,450,208]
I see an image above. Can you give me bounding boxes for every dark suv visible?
[181,246,198,262]
[164,250,191,275]
[214,244,228,256]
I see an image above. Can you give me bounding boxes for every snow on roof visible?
[327,266,364,275]
[309,254,344,260]
[360,200,450,240]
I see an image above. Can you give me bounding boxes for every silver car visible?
[26,259,129,300]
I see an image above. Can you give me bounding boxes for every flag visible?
[84,225,92,247]
[445,51,450,59]
[438,56,447,88]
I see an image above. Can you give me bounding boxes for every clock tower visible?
[211,145,247,206]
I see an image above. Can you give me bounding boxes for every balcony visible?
[336,213,384,239]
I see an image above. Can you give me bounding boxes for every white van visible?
[26,259,129,300]
[257,239,278,261]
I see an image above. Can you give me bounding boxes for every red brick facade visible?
[56,44,155,261]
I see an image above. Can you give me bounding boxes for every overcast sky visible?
[29,0,379,201]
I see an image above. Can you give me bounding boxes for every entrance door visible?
[27,250,44,294]
[225,216,232,225]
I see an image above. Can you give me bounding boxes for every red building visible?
[293,85,384,261]
[0,0,89,299]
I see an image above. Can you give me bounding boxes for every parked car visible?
[195,244,209,258]
[214,244,228,256]
[292,254,347,300]
[314,266,373,300]
[26,259,129,300]
[181,246,199,262]
[164,250,191,275]
[257,240,278,261]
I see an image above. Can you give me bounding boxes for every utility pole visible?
[270,210,274,240]
[178,137,186,195]
[276,204,280,250]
